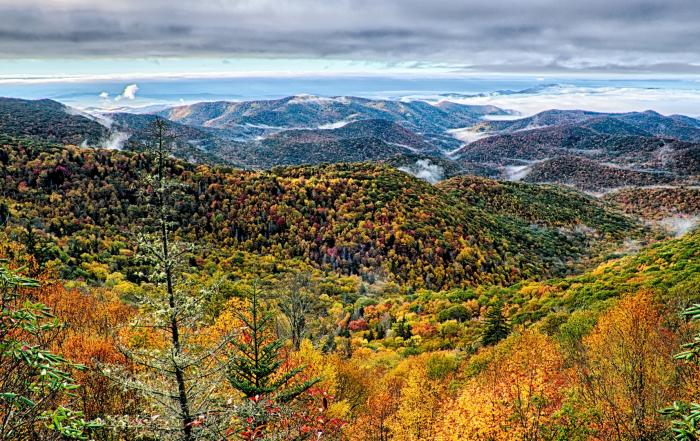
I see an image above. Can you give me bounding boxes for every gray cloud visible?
[1,0,699,73]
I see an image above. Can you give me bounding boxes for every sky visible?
[1,0,699,76]
[0,0,698,115]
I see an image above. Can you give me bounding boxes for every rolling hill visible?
[521,156,682,191]
[0,135,643,289]
[213,119,443,167]
[437,175,636,234]
[474,109,700,142]
[604,186,700,220]
[452,110,700,190]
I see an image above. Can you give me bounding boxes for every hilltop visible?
[0,135,642,289]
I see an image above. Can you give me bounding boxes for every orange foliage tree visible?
[36,284,135,419]
[574,291,681,440]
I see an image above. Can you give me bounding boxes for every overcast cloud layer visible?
[0,0,699,74]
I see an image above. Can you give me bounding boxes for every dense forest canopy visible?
[0,135,643,290]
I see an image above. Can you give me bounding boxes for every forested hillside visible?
[0,97,108,145]
[604,186,700,219]
[437,175,635,232]
[0,134,641,290]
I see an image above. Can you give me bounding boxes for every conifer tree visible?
[0,201,8,226]
[228,283,319,403]
[227,284,320,439]
[481,303,509,346]
[394,316,412,340]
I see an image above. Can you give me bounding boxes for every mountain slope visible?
[452,112,700,190]
[0,97,108,145]
[521,156,683,191]
[214,119,442,167]
[614,110,700,141]
[107,112,246,165]
[456,129,700,172]
[496,228,700,326]
[0,136,642,289]
[475,109,700,141]
[604,187,700,220]
[225,136,425,168]
[474,109,604,133]
[437,175,637,235]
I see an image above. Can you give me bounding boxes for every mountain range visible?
[1,95,699,193]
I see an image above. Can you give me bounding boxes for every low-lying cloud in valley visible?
[101,131,131,150]
[658,216,700,237]
[399,159,445,184]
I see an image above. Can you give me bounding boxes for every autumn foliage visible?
[1,125,699,440]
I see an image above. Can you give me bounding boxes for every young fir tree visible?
[394,316,412,340]
[104,119,229,441]
[481,303,510,346]
[0,265,99,440]
[228,283,319,403]
[227,283,320,439]
[0,201,8,226]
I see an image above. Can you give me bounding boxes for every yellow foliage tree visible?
[386,356,448,441]
[437,330,567,441]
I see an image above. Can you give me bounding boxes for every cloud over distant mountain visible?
[116,84,139,101]
[0,0,698,73]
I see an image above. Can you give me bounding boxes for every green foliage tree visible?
[661,303,700,441]
[0,265,99,440]
[21,224,49,270]
[481,303,510,346]
[438,305,470,323]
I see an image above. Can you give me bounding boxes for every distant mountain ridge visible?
[216,119,443,167]
[1,96,699,192]
[453,109,700,189]
[0,97,108,145]
[474,109,700,141]
[158,94,509,134]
